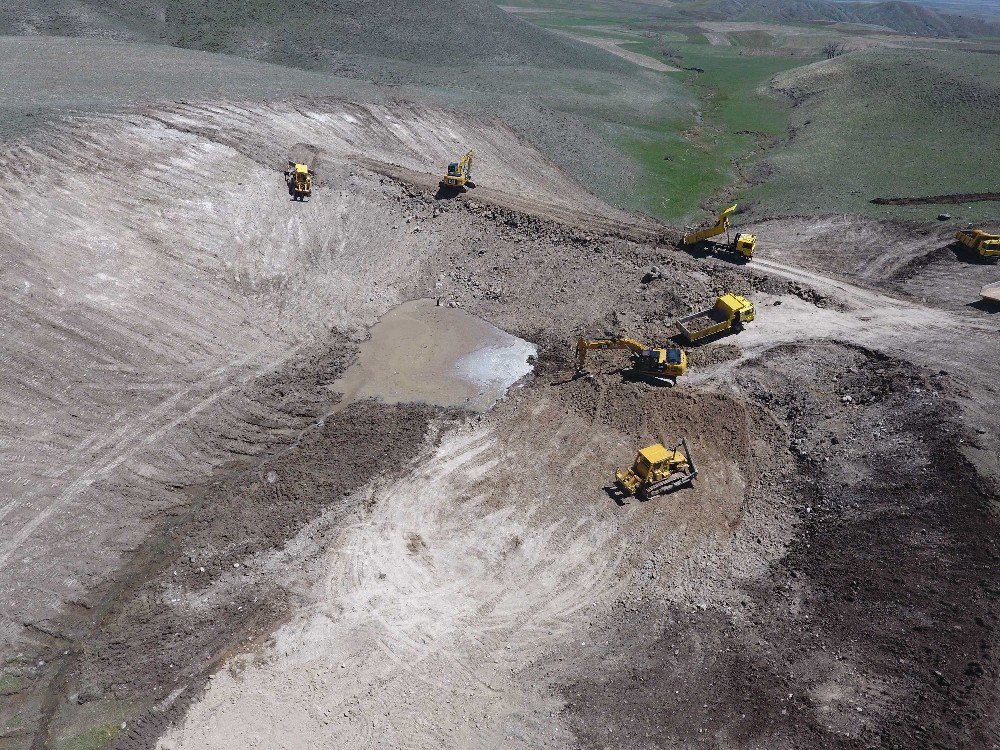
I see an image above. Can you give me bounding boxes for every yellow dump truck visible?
[680,204,756,260]
[956,229,1000,259]
[677,293,754,343]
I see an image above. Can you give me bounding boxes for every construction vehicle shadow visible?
[666,328,739,348]
[621,370,675,387]
[434,186,464,200]
[604,485,630,506]
[603,484,690,506]
[558,370,675,388]
[966,298,999,313]
[948,243,999,264]
[679,245,750,265]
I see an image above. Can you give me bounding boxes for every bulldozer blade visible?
[681,437,698,479]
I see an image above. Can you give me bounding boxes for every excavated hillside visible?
[0,0,628,72]
[0,95,996,750]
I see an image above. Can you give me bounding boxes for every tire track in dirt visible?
[0,347,300,571]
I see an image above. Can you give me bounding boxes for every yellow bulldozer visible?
[615,438,697,499]
[440,150,474,190]
[576,337,687,383]
[956,229,1000,260]
[680,204,755,260]
[285,162,314,201]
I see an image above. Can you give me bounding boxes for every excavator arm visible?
[576,337,645,371]
[458,150,473,177]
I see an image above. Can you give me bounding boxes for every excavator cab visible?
[635,347,687,378]
[440,150,474,189]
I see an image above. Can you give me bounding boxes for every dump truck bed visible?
[678,306,730,341]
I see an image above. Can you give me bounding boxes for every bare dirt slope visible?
[0,98,634,741]
[742,215,998,316]
[0,94,996,750]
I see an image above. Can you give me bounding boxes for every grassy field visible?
[606,43,810,220]
[502,1,822,221]
[751,47,1000,222]
[5,0,995,224]
[506,0,1000,224]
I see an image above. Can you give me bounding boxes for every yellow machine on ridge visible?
[615,438,697,499]
[681,204,755,260]
[440,150,475,190]
[956,229,1000,259]
[285,162,314,201]
[576,337,687,382]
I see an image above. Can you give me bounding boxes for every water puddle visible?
[330,299,536,412]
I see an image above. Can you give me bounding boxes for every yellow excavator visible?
[285,162,314,201]
[680,204,755,260]
[576,337,687,382]
[440,150,475,190]
[956,229,1000,259]
[615,438,697,499]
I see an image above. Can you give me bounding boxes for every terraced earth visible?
[0,3,997,750]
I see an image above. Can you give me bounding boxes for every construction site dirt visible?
[1,99,997,750]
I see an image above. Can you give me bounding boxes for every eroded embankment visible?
[0,96,624,648]
[0,98,625,748]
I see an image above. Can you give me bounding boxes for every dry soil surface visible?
[1,96,996,750]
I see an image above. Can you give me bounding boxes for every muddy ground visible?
[0,98,997,750]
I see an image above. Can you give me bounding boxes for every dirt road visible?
[548,29,681,72]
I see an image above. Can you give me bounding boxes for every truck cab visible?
[717,293,755,325]
[732,233,756,259]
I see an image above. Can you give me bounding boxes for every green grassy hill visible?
[690,0,1000,37]
[747,47,1000,221]
[0,0,629,72]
